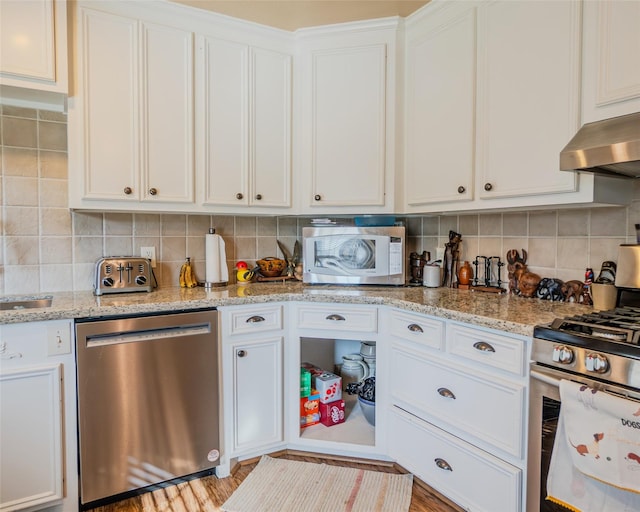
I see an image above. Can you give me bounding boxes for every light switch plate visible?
[47,323,71,356]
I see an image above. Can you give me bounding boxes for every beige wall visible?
[1,105,639,294]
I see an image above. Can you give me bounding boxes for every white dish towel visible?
[547,379,640,511]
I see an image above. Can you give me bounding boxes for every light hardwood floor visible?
[87,451,465,512]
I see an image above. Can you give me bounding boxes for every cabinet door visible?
[232,337,283,453]
[310,44,387,207]
[0,0,67,94]
[0,0,55,81]
[389,408,522,512]
[582,0,640,123]
[476,0,579,198]
[201,37,249,206]
[251,48,292,207]
[141,22,195,203]
[404,5,475,206]
[79,7,140,201]
[0,365,63,511]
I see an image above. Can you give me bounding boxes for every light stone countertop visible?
[0,282,593,336]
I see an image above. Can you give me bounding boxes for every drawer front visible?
[389,344,525,458]
[226,304,283,336]
[389,309,444,351]
[296,304,377,333]
[389,408,522,512]
[447,323,527,376]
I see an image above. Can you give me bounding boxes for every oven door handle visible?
[530,367,562,388]
[530,364,640,401]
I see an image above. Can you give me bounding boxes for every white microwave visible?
[302,226,405,286]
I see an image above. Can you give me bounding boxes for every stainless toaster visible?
[94,257,154,295]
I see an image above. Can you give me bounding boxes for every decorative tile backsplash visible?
[2,105,640,294]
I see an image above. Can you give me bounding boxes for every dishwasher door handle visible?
[86,324,211,348]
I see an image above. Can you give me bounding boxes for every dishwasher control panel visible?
[94,257,153,295]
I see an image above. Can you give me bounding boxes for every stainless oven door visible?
[528,364,640,512]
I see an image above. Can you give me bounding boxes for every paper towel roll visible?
[205,229,229,284]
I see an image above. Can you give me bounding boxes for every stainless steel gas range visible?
[528,306,640,512]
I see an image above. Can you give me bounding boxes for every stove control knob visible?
[102,277,114,287]
[586,353,609,374]
[552,345,574,364]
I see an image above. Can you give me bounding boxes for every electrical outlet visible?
[141,246,157,268]
[47,324,71,356]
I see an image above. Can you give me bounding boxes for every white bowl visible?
[358,396,375,426]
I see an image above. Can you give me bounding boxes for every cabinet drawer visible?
[226,304,283,336]
[447,323,527,376]
[296,304,377,333]
[389,309,444,351]
[389,408,522,512]
[389,344,525,458]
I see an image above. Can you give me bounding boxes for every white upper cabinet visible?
[404,3,476,207]
[0,0,68,95]
[403,0,631,214]
[69,0,293,214]
[476,0,580,200]
[200,39,292,210]
[68,2,195,210]
[296,20,399,213]
[581,0,640,123]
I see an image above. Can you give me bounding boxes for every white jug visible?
[341,354,369,389]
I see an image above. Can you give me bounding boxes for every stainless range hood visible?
[560,111,640,178]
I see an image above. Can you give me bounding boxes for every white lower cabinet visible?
[389,408,522,512]
[0,320,77,512]
[390,346,525,459]
[385,309,529,512]
[220,305,285,467]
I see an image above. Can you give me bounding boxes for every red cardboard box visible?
[320,399,346,427]
[313,372,342,404]
[300,389,321,428]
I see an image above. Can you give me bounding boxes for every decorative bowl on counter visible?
[256,257,287,277]
[358,396,375,426]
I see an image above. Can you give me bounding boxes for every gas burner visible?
[590,328,629,341]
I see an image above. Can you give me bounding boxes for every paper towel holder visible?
[205,228,229,288]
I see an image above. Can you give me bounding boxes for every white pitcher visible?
[341,354,369,389]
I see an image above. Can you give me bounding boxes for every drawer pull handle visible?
[407,323,423,333]
[437,387,456,399]
[435,458,453,472]
[246,315,265,323]
[473,341,495,353]
[237,350,247,358]
[326,314,346,321]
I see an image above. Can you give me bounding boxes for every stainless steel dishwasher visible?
[75,309,220,508]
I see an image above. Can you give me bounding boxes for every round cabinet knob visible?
[123,187,132,195]
[314,194,322,201]
[135,275,147,285]
[149,188,158,196]
[484,183,493,191]
[237,350,247,358]
[236,193,243,200]
[255,194,262,200]
[102,277,114,287]
[457,186,465,194]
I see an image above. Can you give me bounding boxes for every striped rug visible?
[221,455,413,512]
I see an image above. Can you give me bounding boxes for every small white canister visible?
[423,265,442,287]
